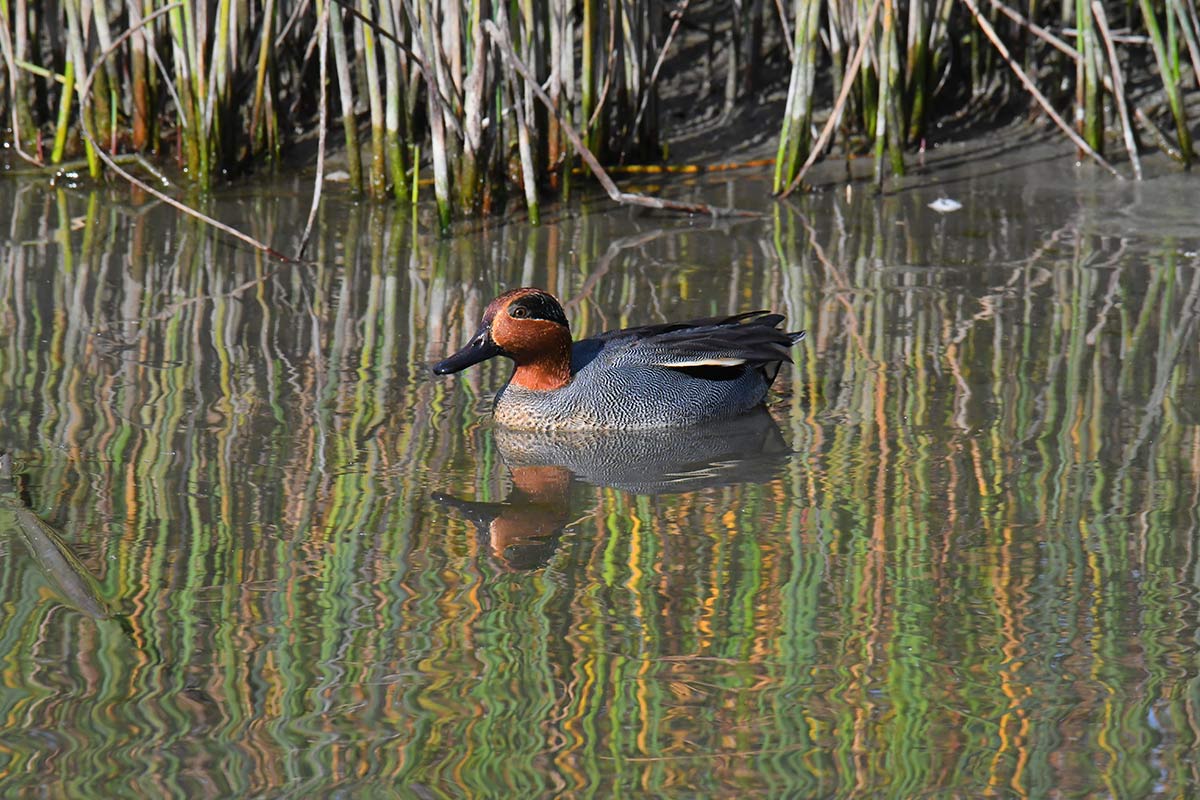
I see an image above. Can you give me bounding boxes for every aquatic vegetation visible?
[0,1,1194,219]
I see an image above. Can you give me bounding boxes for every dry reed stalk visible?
[328,0,363,192]
[79,3,293,263]
[1075,0,1103,154]
[11,0,36,143]
[824,0,846,120]
[62,0,99,176]
[299,0,330,258]
[773,0,821,193]
[873,0,901,185]
[905,0,929,140]
[928,0,954,92]
[0,0,39,164]
[855,0,879,132]
[722,0,740,120]
[518,0,542,159]
[583,1,617,147]
[1173,0,1200,86]
[961,0,1120,177]
[457,0,485,210]
[166,1,201,177]
[989,0,1182,163]
[884,0,905,175]
[8,0,1197,210]
[499,0,538,223]
[633,0,688,138]
[772,0,794,61]
[408,0,451,229]
[1091,0,1141,179]
[581,0,595,153]
[90,0,118,149]
[126,0,151,150]
[441,0,463,97]
[546,0,566,186]
[206,0,233,163]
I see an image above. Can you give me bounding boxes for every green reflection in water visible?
[0,166,1197,797]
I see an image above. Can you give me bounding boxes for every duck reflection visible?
[434,410,791,570]
[434,465,572,570]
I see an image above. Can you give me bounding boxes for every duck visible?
[432,288,805,430]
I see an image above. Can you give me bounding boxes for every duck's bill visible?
[433,327,503,374]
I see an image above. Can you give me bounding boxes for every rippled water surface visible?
[1,147,1199,797]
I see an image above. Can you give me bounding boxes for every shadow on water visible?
[0,144,1199,796]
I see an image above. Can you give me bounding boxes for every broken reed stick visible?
[961,0,1121,178]
[482,18,756,218]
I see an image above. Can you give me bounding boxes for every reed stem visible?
[62,0,99,177]
[1092,0,1141,179]
[5,0,1194,207]
[379,0,408,202]
[328,0,363,192]
[358,0,387,198]
[1139,0,1194,163]
[1076,0,1103,154]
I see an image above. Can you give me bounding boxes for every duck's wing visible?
[597,312,805,370]
[587,310,773,344]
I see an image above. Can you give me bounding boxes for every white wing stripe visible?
[655,357,748,368]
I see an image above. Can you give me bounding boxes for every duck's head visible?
[433,288,573,390]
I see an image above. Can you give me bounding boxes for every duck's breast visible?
[495,359,769,430]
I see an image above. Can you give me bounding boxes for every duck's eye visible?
[511,306,528,319]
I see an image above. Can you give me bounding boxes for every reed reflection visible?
[0,454,111,621]
[434,411,791,569]
[0,168,1197,797]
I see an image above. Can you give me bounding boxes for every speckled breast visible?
[492,364,772,430]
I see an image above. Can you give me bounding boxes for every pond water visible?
[1,139,1199,797]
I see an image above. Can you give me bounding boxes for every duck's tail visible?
[760,330,806,386]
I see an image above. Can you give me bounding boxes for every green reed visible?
[2,1,1194,224]
[775,0,1198,189]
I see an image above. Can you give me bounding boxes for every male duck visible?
[433,288,805,430]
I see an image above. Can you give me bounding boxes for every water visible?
[1,144,1199,797]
